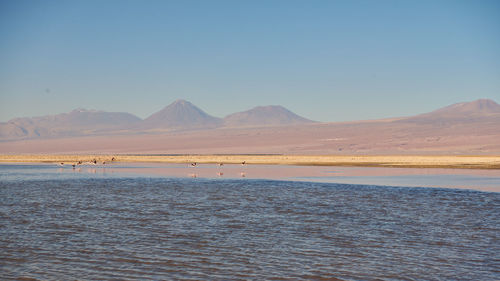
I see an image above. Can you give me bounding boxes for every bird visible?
[241,161,246,166]
[191,162,197,167]
[58,162,64,167]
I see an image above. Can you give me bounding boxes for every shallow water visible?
[3,162,499,192]
[1,164,499,280]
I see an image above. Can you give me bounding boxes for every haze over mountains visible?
[0,109,142,139]
[141,100,223,130]
[224,105,314,127]
[0,99,315,140]
[402,99,500,124]
[1,99,499,155]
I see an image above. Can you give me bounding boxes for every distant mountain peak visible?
[253,105,286,110]
[435,99,500,114]
[142,99,222,130]
[70,108,100,113]
[171,99,190,105]
[0,108,142,140]
[400,98,500,124]
[223,104,315,127]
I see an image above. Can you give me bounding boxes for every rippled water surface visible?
[1,164,499,280]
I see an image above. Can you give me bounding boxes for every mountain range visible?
[1,99,499,155]
[0,109,142,139]
[0,99,315,139]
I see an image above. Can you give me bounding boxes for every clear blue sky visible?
[1,0,499,122]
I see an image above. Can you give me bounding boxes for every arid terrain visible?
[1,154,500,169]
[1,99,499,155]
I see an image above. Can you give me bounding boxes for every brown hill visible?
[223,105,315,127]
[401,99,500,124]
[0,109,142,140]
[432,99,500,115]
[140,99,222,130]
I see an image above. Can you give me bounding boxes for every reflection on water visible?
[0,173,499,280]
[2,162,498,192]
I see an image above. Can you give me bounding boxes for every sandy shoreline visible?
[1,154,500,169]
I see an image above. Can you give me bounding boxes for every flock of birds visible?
[58,157,116,169]
[190,161,245,167]
[57,157,248,178]
[189,161,247,178]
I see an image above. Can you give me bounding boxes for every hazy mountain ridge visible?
[399,99,500,124]
[0,109,142,139]
[223,105,315,127]
[0,99,315,140]
[1,99,499,142]
[141,100,223,130]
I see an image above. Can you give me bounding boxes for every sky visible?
[1,0,499,122]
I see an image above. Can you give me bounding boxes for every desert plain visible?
[1,154,500,169]
[1,99,500,170]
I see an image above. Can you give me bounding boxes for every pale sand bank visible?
[1,154,500,169]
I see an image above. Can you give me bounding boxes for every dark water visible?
[1,165,499,280]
